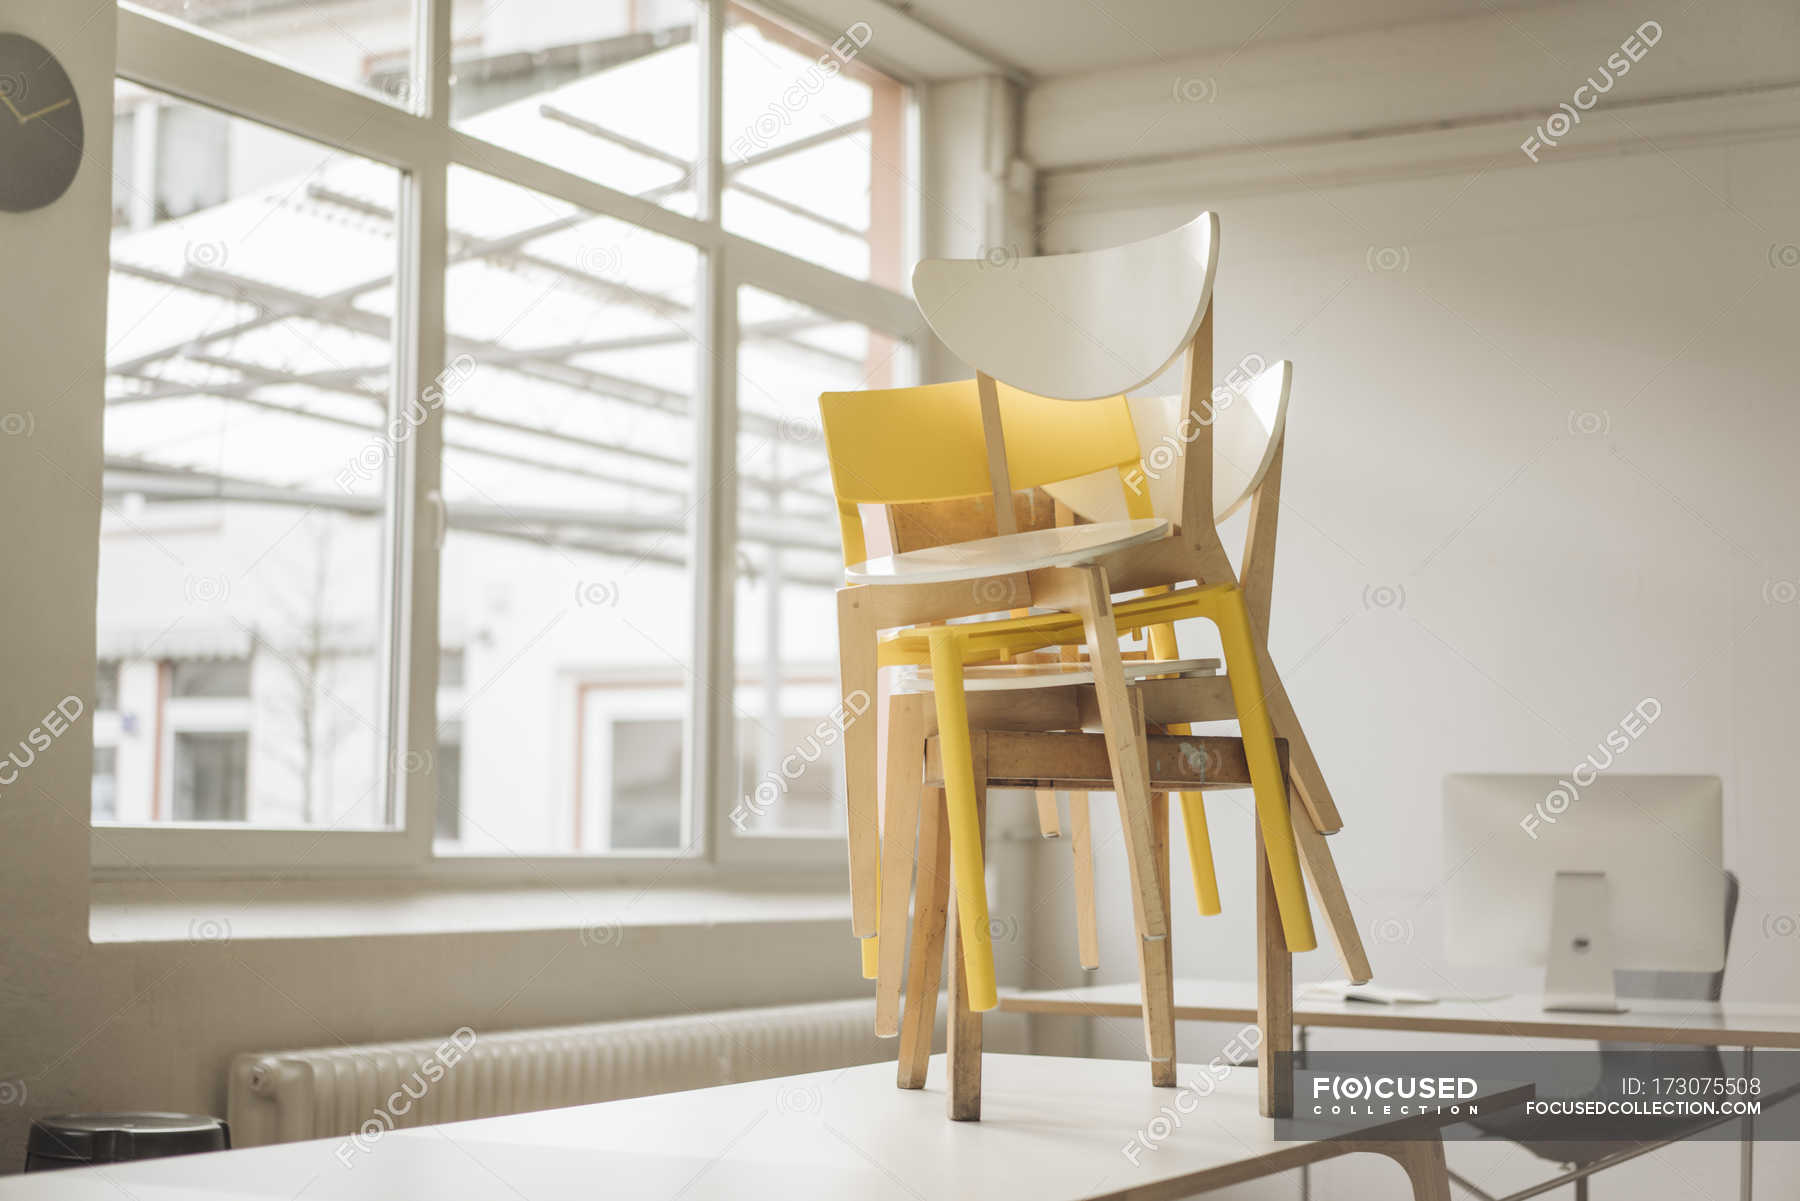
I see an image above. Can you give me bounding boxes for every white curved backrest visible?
[1042,360,1291,528]
[912,213,1220,401]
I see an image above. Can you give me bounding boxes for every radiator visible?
[228,997,1017,1147]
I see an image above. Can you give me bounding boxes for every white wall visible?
[1015,3,1800,1195]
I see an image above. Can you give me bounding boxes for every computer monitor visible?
[1443,773,1724,1012]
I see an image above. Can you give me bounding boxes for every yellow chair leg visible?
[927,627,998,1012]
[1177,793,1222,916]
[861,933,879,979]
[1148,620,1222,918]
[1211,592,1316,952]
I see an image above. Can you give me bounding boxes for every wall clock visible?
[0,32,84,212]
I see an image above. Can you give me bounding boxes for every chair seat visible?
[892,656,1221,695]
[843,518,1169,586]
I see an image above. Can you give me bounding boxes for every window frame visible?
[96,0,924,882]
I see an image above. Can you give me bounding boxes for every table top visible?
[0,1054,1511,1201]
[999,979,1800,1048]
[844,517,1168,586]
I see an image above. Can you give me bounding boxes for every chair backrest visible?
[818,379,1152,566]
[1042,360,1291,530]
[912,212,1220,402]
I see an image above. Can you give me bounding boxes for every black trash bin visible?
[25,1113,229,1172]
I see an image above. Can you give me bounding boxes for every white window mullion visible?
[389,0,454,862]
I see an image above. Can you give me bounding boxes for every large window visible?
[102,0,919,875]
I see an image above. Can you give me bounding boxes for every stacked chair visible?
[822,212,1370,1120]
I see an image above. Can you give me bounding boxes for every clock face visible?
[0,32,84,213]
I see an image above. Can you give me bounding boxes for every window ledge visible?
[90,878,851,944]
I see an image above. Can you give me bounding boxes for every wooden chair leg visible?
[875,693,926,1037]
[946,761,987,1121]
[1034,789,1062,837]
[926,628,997,1012]
[1037,566,1168,939]
[1213,590,1315,953]
[1257,821,1295,1118]
[1257,645,1344,834]
[1069,790,1099,970]
[1291,791,1374,984]
[897,787,949,1089]
[839,589,880,937]
[1141,780,1176,1086]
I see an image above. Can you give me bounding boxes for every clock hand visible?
[19,97,72,123]
[0,92,24,123]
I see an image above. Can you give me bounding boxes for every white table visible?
[1002,981,1800,1201]
[0,1054,1522,1201]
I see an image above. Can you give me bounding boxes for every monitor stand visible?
[1542,871,1628,1013]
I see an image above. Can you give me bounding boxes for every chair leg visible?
[1290,791,1374,984]
[1256,645,1344,834]
[897,787,950,1089]
[875,693,925,1037]
[1069,790,1100,970]
[1034,789,1062,837]
[838,589,880,937]
[946,774,987,1121]
[1257,822,1295,1118]
[1140,782,1177,1086]
[926,627,997,1012]
[1051,568,1168,939]
[1177,790,1222,915]
[1212,590,1316,953]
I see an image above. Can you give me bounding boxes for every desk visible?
[997,979,1800,1047]
[1002,981,1800,1201]
[0,1055,1524,1201]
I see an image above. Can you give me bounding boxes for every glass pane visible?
[437,165,701,855]
[101,82,400,829]
[732,286,910,835]
[452,0,700,216]
[129,0,418,106]
[723,6,909,284]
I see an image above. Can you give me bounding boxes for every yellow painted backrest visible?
[818,379,1152,566]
